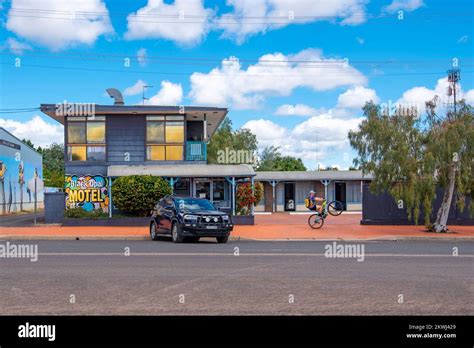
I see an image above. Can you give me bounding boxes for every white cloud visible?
[125,0,214,46]
[394,77,474,114]
[215,0,368,43]
[136,48,148,66]
[4,37,32,54]
[396,78,449,109]
[189,48,367,109]
[463,89,474,104]
[337,86,379,109]
[274,104,324,117]
[383,0,424,13]
[6,0,114,51]
[146,80,183,105]
[242,112,363,167]
[0,115,63,147]
[123,80,147,96]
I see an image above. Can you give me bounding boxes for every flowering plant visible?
[236,182,264,215]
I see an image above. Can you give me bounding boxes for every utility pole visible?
[33,168,37,225]
[142,85,153,105]
[447,68,461,114]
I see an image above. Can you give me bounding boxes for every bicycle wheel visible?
[328,200,344,216]
[308,214,324,229]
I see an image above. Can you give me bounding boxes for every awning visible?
[255,170,372,181]
[107,164,256,177]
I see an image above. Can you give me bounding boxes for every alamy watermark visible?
[0,242,38,262]
[324,242,365,262]
[55,100,96,118]
[380,100,421,118]
[18,322,55,341]
[217,147,257,165]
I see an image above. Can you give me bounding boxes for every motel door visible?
[284,182,296,211]
[335,182,347,211]
[194,180,211,200]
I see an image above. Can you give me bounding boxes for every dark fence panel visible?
[44,192,65,224]
[361,183,473,225]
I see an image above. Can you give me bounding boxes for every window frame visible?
[146,115,185,161]
[66,116,106,162]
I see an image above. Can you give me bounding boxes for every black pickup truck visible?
[149,195,233,243]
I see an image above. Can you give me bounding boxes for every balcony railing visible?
[186,141,207,161]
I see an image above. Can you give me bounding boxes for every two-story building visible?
[40,89,255,217]
[40,89,371,221]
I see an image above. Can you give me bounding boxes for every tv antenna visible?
[142,85,154,105]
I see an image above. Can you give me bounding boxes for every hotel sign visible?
[65,175,109,213]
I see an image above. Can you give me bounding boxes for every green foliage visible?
[257,146,307,171]
[207,117,258,165]
[21,139,36,149]
[64,208,108,219]
[254,181,264,206]
[22,140,65,188]
[111,175,172,217]
[41,143,65,188]
[349,101,474,227]
[236,181,264,215]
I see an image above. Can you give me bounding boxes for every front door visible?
[284,182,295,211]
[195,180,211,200]
[335,182,347,210]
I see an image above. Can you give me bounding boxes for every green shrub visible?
[111,175,172,217]
[64,208,108,219]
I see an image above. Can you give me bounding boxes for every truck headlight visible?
[184,214,199,223]
[222,215,229,222]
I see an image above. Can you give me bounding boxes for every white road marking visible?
[31,252,474,258]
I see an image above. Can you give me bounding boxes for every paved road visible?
[0,239,472,315]
[0,211,45,227]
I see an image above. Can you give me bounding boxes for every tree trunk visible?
[432,165,456,233]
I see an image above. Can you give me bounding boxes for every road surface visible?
[0,239,472,315]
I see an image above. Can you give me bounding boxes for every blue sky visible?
[0,0,473,169]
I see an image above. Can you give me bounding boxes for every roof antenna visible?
[106,88,124,105]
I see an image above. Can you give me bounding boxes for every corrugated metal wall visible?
[362,183,473,225]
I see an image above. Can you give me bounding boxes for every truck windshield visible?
[176,198,216,212]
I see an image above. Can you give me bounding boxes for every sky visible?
[0,0,473,170]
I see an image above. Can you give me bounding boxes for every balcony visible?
[186,141,207,161]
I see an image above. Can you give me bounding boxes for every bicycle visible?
[327,200,344,216]
[307,199,344,229]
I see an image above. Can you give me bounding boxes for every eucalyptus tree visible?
[349,100,473,232]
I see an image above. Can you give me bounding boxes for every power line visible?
[1,61,471,78]
[0,108,41,114]
[1,51,471,67]
[1,52,470,70]
[6,7,474,19]
[6,13,473,25]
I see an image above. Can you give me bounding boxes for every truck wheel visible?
[216,235,229,243]
[150,222,159,241]
[171,223,184,243]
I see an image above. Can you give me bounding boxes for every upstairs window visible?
[67,116,106,161]
[146,115,184,161]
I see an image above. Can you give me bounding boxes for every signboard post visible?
[27,169,43,225]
